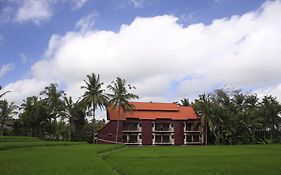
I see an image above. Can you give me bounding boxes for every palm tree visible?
[0,100,17,135]
[81,73,108,143]
[0,86,10,99]
[180,98,190,106]
[62,96,81,141]
[107,77,139,143]
[40,83,64,138]
[193,94,219,145]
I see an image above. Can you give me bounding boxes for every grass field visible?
[1,136,281,175]
[105,145,281,175]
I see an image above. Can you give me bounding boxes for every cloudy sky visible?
[1,0,281,119]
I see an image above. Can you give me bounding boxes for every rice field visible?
[1,136,280,175]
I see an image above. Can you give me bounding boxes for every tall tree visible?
[0,100,17,135]
[62,96,84,141]
[180,98,190,106]
[0,86,10,99]
[81,73,108,143]
[40,83,64,138]
[259,95,281,141]
[107,77,139,143]
[20,96,49,137]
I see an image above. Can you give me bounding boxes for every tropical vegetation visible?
[0,73,281,144]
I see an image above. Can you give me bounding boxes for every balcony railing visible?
[153,123,174,132]
[123,122,142,132]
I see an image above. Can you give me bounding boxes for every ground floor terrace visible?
[96,119,204,145]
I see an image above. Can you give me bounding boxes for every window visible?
[186,123,192,131]
[123,122,138,131]
[139,135,142,139]
[193,122,200,131]
[128,135,138,143]
[123,134,127,142]
[186,134,192,142]
[163,135,170,143]
[155,123,170,131]
[193,134,200,142]
[171,135,174,139]
[155,134,161,143]
[154,134,171,143]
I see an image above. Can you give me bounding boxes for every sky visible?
[1,0,281,119]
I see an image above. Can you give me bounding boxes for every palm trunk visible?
[205,117,208,146]
[115,107,121,143]
[68,120,72,141]
[92,102,96,144]
[1,122,4,136]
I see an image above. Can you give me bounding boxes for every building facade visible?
[96,102,204,145]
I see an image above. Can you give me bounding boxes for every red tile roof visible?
[107,102,198,120]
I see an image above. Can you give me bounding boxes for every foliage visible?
[0,100,17,136]
[107,77,139,142]
[81,73,108,143]
[192,89,281,144]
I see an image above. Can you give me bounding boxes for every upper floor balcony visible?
[123,121,142,132]
[153,123,174,132]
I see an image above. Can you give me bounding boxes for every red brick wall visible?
[96,120,123,144]
[141,120,152,145]
[174,121,184,145]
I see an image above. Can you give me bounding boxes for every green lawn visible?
[1,136,281,175]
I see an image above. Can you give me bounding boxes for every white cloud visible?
[129,0,146,8]
[72,0,88,10]
[0,6,14,24]
[3,0,281,112]
[0,64,14,79]
[19,53,28,64]
[255,83,281,102]
[15,0,52,24]
[75,12,98,32]
[1,79,49,105]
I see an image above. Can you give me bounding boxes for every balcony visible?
[184,133,202,144]
[153,123,174,132]
[153,133,174,145]
[123,133,142,145]
[123,122,142,132]
[184,122,201,133]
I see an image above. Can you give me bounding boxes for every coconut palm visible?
[107,77,139,143]
[0,86,10,99]
[0,100,17,135]
[40,83,64,138]
[81,73,108,143]
[180,98,190,106]
[62,96,83,141]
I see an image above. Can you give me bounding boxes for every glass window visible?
[163,135,170,143]
[123,135,127,142]
[186,134,192,142]
[186,123,192,131]
[193,134,200,142]
[128,135,138,143]
[123,122,138,131]
[155,135,161,143]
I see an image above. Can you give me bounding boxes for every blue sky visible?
[1,0,281,111]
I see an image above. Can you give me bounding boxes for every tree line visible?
[1,74,281,144]
[0,73,138,143]
[192,89,281,144]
